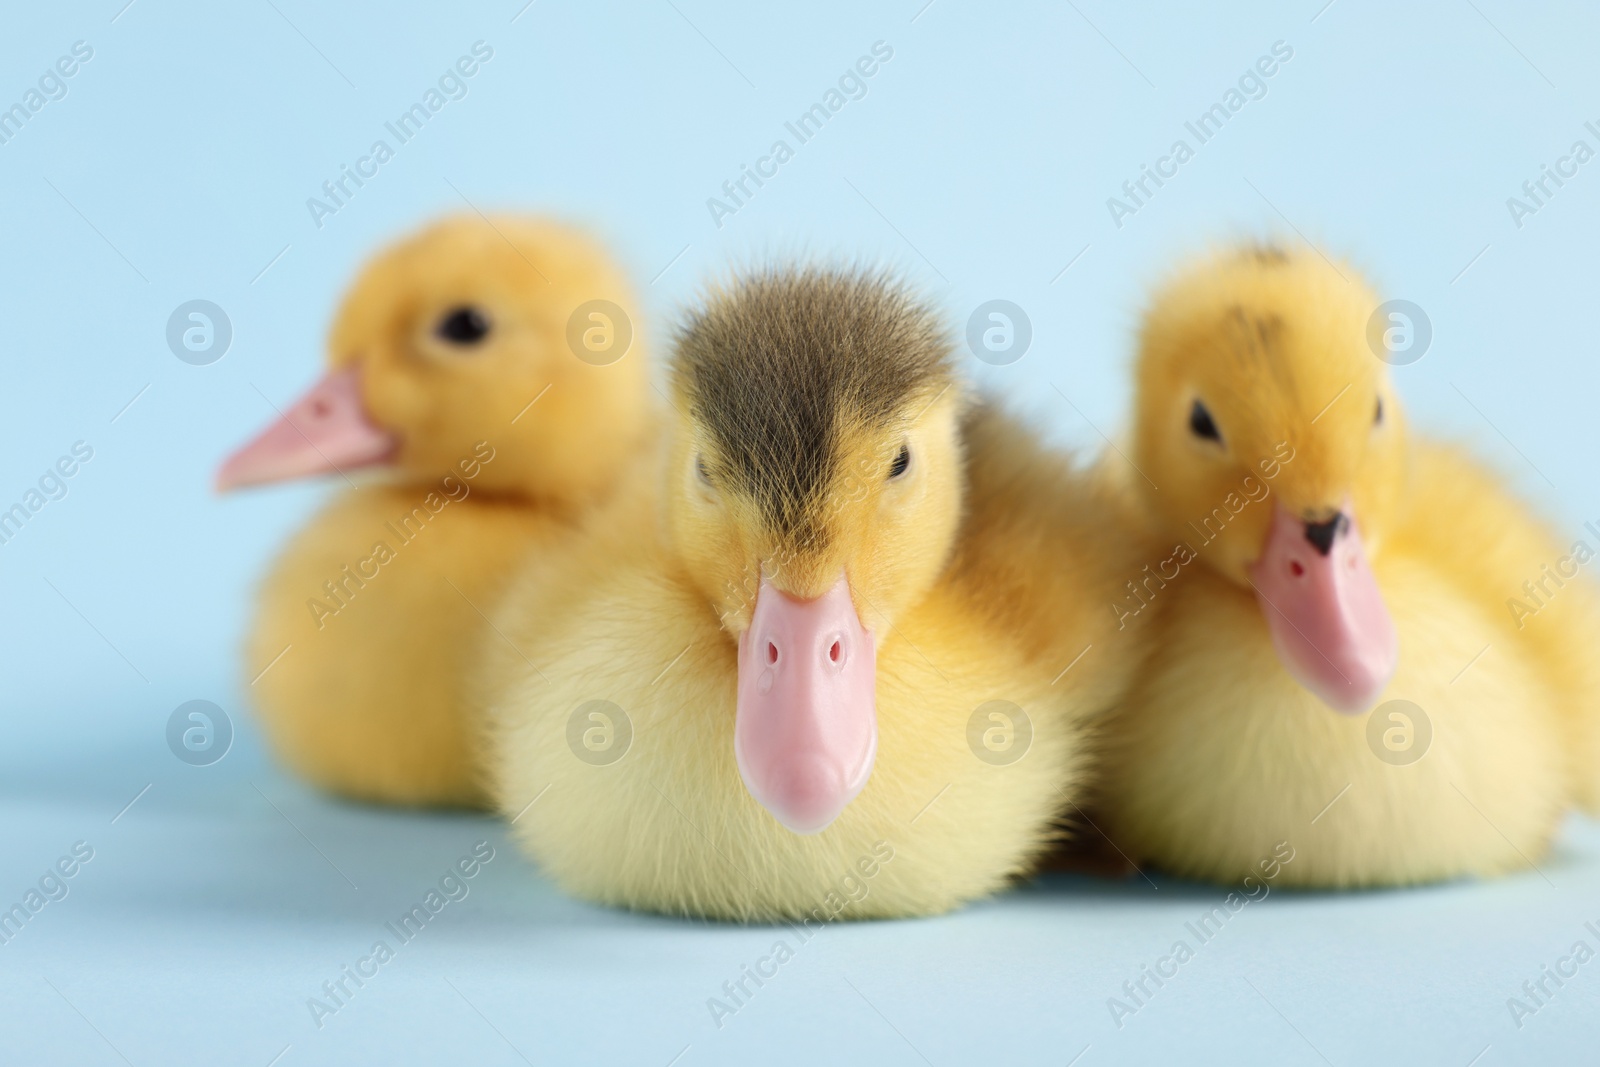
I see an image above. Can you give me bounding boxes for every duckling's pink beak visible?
[1247,502,1398,714]
[735,575,877,834]
[215,367,398,491]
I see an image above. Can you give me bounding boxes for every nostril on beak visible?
[1303,513,1347,557]
[766,641,779,666]
[1289,560,1305,577]
[828,638,843,666]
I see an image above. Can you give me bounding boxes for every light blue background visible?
[2,0,1598,1063]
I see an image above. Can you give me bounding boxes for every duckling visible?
[483,268,1142,919]
[219,216,650,808]
[1098,243,1600,887]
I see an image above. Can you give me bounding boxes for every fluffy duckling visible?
[219,216,649,808]
[484,268,1142,919]
[1098,244,1600,886]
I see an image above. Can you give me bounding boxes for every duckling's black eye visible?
[1374,396,1384,425]
[888,444,911,479]
[435,306,491,346]
[1189,399,1222,443]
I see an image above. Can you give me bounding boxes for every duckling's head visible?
[667,267,963,833]
[1132,243,1405,713]
[217,215,647,507]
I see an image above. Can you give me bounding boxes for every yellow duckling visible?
[484,268,1142,919]
[219,216,649,808]
[1098,244,1600,887]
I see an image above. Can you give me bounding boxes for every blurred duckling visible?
[484,268,1142,919]
[1098,244,1600,886]
[218,216,650,808]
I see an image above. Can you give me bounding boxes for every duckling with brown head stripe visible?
[484,267,1141,919]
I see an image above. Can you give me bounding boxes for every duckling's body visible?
[486,270,1140,919]
[225,217,648,808]
[1099,246,1600,887]
[488,504,1084,917]
[248,483,551,806]
[1108,490,1569,886]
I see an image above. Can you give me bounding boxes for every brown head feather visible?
[671,267,955,540]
